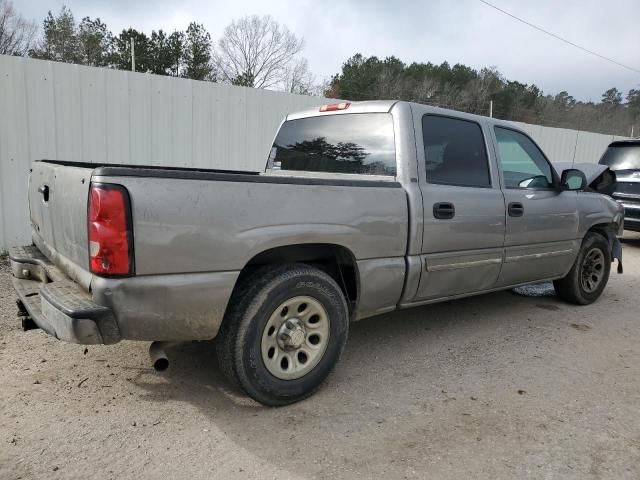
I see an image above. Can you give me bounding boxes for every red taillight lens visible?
[319,102,351,112]
[88,183,133,276]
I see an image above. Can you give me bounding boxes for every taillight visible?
[88,183,134,276]
[319,102,351,112]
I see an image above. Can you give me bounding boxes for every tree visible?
[325,53,637,134]
[216,15,304,88]
[601,87,623,106]
[0,0,36,56]
[77,16,112,66]
[327,54,384,100]
[149,29,172,74]
[627,89,640,120]
[283,58,314,94]
[184,22,213,80]
[167,31,185,76]
[555,91,576,108]
[30,6,79,62]
[111,28,151,72]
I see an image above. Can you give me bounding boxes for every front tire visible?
[554,232,611,305]
[216,264,349,406]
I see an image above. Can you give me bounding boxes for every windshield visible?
[599,145,640,170]
[269,113,396,176]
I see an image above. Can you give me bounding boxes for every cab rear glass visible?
[270,113,396,176]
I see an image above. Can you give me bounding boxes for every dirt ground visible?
[1,234,640,480]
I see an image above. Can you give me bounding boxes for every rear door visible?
[491,127,579,286]
[413,111,506,301]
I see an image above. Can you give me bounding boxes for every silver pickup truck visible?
[10,100,624,405]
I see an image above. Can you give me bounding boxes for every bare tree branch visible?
[0,0,36,56]
[215,15,304,89]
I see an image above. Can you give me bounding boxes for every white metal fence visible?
[0,55,629,251]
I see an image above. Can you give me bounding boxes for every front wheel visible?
[554,232,611,305]
[216,264,349,406]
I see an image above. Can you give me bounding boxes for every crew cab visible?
[10,100,624,405]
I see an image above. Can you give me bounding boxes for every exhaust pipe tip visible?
[149,341,169,372]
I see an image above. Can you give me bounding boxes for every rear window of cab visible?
[270,113,396,176]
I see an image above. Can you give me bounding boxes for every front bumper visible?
[616,200,640,232]
[10,246,120,344]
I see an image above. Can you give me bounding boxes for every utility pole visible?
[489,100,493,118]
[632,124,635,138]
[131,38,135,72]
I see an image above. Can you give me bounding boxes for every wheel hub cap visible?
[580,247,605,293]
[278,319,306,350]
[260,296,331,380]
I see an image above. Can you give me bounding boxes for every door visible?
[492,126,579,286]
[413,113,506,301]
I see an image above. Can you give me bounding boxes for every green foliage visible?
[628,89,640,121]
[111,28,151,72]
[184,22,213,81]
[77,17,112,66]
[601,87,623,106]
[148,29,185,76]
[30,6,79,62]
[327,53,638,136]
[26,5,214,81]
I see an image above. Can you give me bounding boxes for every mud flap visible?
[611,235,623,274]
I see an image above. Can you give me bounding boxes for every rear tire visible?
[553,232,611,305]
[216,264,349,406]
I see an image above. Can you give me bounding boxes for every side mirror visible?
[560,168,587,191]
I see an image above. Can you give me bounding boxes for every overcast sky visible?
[15,0,640,101]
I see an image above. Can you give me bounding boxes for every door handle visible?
[508,202,524,217]
[433,202,455,220]
[38,185,50,202]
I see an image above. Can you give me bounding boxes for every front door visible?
[413,112,506,301]
[492,126,579,287]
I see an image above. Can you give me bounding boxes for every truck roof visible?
[286,100,399,120]
[286,99,519,130]
[608,139,640,147]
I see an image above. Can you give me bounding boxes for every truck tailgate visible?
[29,162,93,272]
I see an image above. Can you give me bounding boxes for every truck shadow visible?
[130,287,571,476]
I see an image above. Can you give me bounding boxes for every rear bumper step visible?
[9,246,120,345]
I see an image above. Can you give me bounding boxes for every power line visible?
[477,0,640,75]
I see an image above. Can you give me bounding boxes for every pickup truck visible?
[10,100,624,406]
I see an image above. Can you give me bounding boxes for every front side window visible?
[495,127,553,189]
[422,115,491,188]
[270,113,396,176]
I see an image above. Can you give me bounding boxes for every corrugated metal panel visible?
[0,55,630,251]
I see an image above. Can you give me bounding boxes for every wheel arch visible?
[231,243,360,317]
[584,221,623,273]
[586,221,619,239]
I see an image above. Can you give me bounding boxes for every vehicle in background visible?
[599,140,640,232]
[10,101,625,406]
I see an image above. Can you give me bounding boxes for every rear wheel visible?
[554,232,611,305]
[216,264,349,406]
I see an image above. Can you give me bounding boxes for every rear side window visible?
[270,113,396,176]
[422,115,491,188]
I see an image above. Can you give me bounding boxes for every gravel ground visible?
[1,233,640,480]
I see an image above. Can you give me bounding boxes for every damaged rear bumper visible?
[9,246,120,344]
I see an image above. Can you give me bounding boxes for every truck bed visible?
[26,160,410,341]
